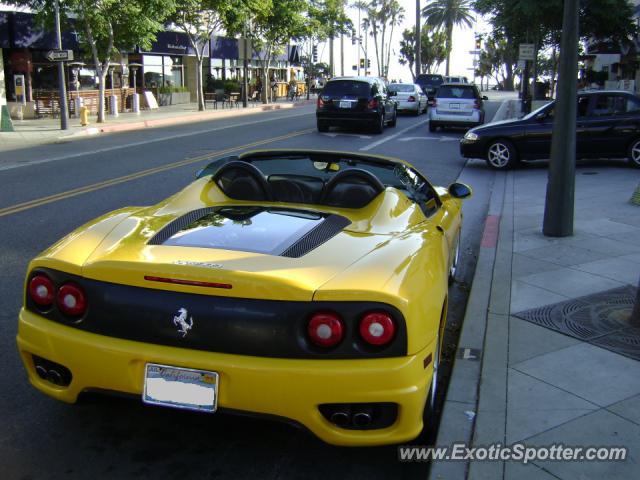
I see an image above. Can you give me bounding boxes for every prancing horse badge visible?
[173,308,193,337]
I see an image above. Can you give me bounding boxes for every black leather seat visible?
[321,168,385,209]
[212,161,273,201]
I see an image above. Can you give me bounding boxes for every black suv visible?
[415,74,444,101]
[316,77,397,134]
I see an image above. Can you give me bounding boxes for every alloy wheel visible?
[487,142,511,168]
[630,140,640,166]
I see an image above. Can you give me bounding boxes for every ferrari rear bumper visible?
[17,308,433,446]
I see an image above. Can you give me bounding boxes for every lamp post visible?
[53,0,69,130]
[129,62,143,114]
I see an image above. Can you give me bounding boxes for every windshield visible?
[416,75,443,86]
[522,102,555,120]
[436,86,476,99]
[388,84,415,93]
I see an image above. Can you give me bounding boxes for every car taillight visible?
[308,312,344,347]
[367,98,379,109]
[56,283,87,317]
[317,96,326,108]
[430,99,437,108]
[360,312,395,346]
[29,274,55,307]
[474,99,480,109]
[407,96,416,102]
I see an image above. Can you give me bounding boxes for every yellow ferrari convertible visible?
[17,149,471,446]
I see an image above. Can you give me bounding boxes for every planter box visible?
[158,92,191,106]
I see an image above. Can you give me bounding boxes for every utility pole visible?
[357,6,361,76]
[330,37,334,77]
[54,0,68,130]
[242,21,248,108]
[415,0,421,79]
[340,34,344,76]
[542,0,579,237]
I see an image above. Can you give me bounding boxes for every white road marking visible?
[399,136,459,142]
[321,132,373,139]
[0,111,312,172]
[358,119,429,152]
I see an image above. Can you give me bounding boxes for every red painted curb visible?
[481,215,500,248]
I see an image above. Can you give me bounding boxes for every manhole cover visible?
[514,285,640,361]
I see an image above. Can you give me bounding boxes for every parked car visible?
[460,90,640,169]
[316,76,397,134]
[415,73,445,101]
[388,83,428,115]
[429,83,487,132]
[444,75,469,84]
[17,148,472,446]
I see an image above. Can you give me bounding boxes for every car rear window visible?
[388,84,414,93]
[322,81,371,97]
[416,75,443,86]
[436,86,476,99]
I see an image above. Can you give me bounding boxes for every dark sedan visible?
[316,76,397,134]
[460,90,640,169]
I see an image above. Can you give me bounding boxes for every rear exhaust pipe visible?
[353,407,373,427]
[45,369,64,386]
[330,411,351,427]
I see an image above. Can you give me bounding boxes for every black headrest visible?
[212,161,273,201]
[322,168,385,209]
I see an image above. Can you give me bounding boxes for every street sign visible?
[519,43,535,61]
[46,49,74,62]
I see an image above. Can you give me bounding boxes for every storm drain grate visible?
[514,285,640,361]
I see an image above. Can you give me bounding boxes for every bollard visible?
[80,105,89,126]
[109,95,119,117]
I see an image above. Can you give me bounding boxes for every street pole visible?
[340,33,344,76]
[330,36,334,77]
[415,0,421,79]
[54,0,68,130]
[542,0,579,237]
[357,7,361,76]
[242,21,248,108]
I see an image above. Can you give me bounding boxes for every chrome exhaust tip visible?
[330,411,351,427]
[352,411,372,427]
[45,369,64,386]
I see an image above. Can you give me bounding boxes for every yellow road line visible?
[0,128,314,218]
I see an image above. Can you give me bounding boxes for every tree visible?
[252,0,307,103]
[399,25,447,79]
[172,0,245,111]
[363,0,404,78]
[422,0,474,76]
[14,0,176,123]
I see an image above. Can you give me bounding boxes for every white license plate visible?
[143,363,219,413]
[449,103,460,109]
[339,101,352,108]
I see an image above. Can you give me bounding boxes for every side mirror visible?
[482,95,489,101]
[447,182,473,199]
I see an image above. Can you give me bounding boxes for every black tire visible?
[423,305,446,432]
[486,139,518,170]
[317,120,329,133]
[628,138,640,168]
[429,122,437,132]
[389,108,397,127]
[372,112,385,134]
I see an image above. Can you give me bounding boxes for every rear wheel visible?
[423,304,446,428]
[486,139,518,170]
[628,138,640,168]
[317,120,329,132]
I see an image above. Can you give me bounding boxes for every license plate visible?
[339,101,352,108]
[450,103,460,109]
[143,363,219,413]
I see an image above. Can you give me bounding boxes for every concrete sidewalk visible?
[430,170,640,475]
[0,97,315,153]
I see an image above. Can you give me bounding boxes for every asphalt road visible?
[0,102,499,480]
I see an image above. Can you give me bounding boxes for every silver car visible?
[428,83,487,132]
[388,83,428,115]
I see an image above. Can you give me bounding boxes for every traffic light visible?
[367,59,371,68]
[359,58,365,68]
[351,29,356,45]
[475,36,481,50]
[312,45,318,63]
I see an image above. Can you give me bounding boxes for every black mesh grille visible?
[148,208,216,245]
[281,214,351,258]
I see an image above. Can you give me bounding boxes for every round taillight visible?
[360,312,395,346]
[56,283,87,317]
[308,312,344,348]
[29,275,55,307]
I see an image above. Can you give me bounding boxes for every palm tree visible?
[422,0,474,76]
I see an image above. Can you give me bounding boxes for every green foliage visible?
[422,0,475,75]
[158,85,190,93]
[399,25,447,78]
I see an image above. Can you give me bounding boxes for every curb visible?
[428,173,506,480]
[56,101,312,141]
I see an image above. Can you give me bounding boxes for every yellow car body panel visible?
[17,149,468,446]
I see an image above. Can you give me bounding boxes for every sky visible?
[322,1,491,82]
